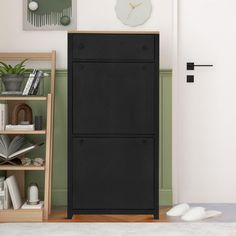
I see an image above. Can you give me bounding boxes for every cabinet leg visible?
[67,212,73,220]
[153,214,159,220]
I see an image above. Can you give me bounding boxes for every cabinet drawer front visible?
[72,138,155,210]
[72,34,155,60]
[72,62,155,134]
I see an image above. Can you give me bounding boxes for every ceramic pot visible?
[1,74,24,91]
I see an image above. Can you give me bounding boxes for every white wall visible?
[0,0,172,68]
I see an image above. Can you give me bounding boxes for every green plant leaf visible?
[18,58,29,68]
[0,59,28,76]
[0,62,9,70]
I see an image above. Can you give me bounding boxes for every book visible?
[29,70,44,95]
[0,104,8,131]
[21,201,44,209]
[6,175,22,209]
[22,69,37,95]
[0,135,44,160]
[1,91,22,95]
[3,180,11,209]
[5,124,35,131]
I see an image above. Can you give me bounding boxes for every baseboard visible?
[160,189,173,206]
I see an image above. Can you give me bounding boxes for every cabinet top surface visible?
[68,31,159,35]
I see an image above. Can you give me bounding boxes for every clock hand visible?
[133,2,143,8]
[129,3,135,9]
[127,8,134,19]
[127,2,142,20]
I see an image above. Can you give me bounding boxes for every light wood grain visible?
[0,96,47,101]
[0,130,46,134]
[0,165,45,171]
[0,209,43,222]
[48,51,56,215]
[44,94,52,219]
[48,207,171,222]
[68,30,160,34]
[0,53,53,61]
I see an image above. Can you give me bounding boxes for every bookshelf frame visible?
[0,51,56,222]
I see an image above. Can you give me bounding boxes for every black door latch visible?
[187,62,213,70]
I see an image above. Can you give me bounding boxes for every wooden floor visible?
[48,206,172,222]
[48,204,236,222]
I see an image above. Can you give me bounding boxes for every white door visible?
[173,0,236,203]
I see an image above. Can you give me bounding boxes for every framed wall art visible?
[23,0,77,31]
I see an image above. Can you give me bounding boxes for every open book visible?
[0,135,43,163]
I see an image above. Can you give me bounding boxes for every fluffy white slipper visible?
[205,210,222,219]
[181,207,222,221]
[166,203,190,216]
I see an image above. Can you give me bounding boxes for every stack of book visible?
[0,175,43,210]
[22,70,45,96]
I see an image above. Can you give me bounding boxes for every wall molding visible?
[45,69,172,77]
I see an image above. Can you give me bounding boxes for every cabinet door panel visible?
[72,34,155,60]
[72,138,154,210]
[73,63,155,134]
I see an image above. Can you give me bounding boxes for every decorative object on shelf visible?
[115,0,152,26]
[0,103,8,131]
[28,0,39,11]
[33,157,44,167]
[21,201,43,209]
[0,59,28,93]
[21,157,31,166]
[35,115,43,130]
[0,135,44,166]
[23,0,77,31]
[11,103,33,125]
[27,183,40,205]
[21,157,44,167]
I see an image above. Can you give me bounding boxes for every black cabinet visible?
[72,62,155,134]
[72,138,154,210]
[68,32,159,219]
[72,34,155,60]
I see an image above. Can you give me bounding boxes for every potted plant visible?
[0,59,28,92]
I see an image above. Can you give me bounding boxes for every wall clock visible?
[115,0,152,27]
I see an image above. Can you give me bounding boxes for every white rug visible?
[1,223,236,236]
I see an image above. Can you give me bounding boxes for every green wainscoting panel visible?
[25,69,172,206]
[159,70,173,205]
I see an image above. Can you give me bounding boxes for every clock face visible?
[115,0,152,27]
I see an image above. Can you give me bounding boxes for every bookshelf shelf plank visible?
[0,96,47,101]
[0,165,45,171]
[0,130,46,134]
[0,52,52,61]
[0,209,43,222]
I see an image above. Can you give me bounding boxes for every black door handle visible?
[187,62,213,70]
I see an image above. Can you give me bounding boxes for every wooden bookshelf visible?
[0,51,56,222]
[0,96,47,101]
[0,165,45,171]
[0,130,46,134]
